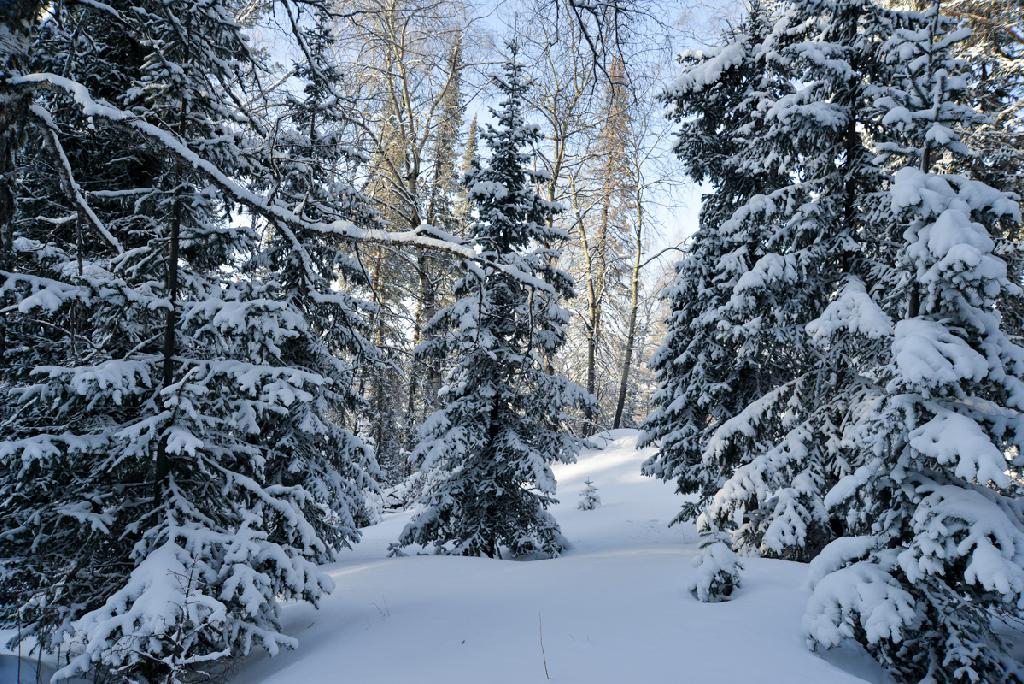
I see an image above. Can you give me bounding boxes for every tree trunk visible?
[404,173,431,443]
[585,298,599,418]
[421,256,441,408]
[154,168,183,503]
[572,178,602,431]
[908,8,939,320]
[154,100,189,503]
[406,246,439,435]
[613,210,643,429]
[583,191,612,429]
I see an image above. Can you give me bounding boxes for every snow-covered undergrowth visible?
[227,430,890,684]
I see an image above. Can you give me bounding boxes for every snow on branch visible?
[9,72,553,293]
[0,270,91,313]
[29,103,123,253]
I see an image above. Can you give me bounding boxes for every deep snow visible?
[231,430,892,684]
[0,430,891,683]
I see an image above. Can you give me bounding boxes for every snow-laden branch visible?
[30,104,124,254]
[9,72,553,293]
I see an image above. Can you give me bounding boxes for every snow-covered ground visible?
[0,430,890,683]
[232,430,891,684]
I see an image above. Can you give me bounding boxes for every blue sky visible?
[465,0,725,274]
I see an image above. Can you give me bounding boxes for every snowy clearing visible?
[232,430,890,684]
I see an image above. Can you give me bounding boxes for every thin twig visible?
[538,611,550,680]
[639,242,687,269]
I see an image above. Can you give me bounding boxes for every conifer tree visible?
[397,46,589,558]
[643,0,839,576]
[0,1,378,678]
[454,113,480,231]
[255,0,382,556]
[689,528,743,603]
[703,0,912,565]
[641,1,781,526]
[407,34,466,444]
[1,2,151,662]
[943,0,1024,333]
[647,0,920,584]
[577,478,601,510]
[649,0,1024,677]
[942,0,1022,199]
[804,3,1024,680]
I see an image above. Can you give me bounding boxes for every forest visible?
[0,0,1021,682]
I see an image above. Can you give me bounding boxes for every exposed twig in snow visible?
[538,611,550,680]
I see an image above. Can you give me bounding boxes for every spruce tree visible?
[699,0,910,565]
[254,0,382,560]
[1,1,148,661]
[641,0,782,529]
[650,0,1024,677]
[397,46,589,558]
[647,0,921,591]
[689,529,743,603]
[577,478,601,511]
[0,1,378,678]
[644,0,852,576]
[943,0,1024,336]
[942,0,1023,200]
[804,3,1024,680]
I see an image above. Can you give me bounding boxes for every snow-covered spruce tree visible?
[804,3,1024,681]
[698,0,917,565]
[641,0,783,525]
[689,527,743,603]
[0,0,177,664]
[941,0,1023,200]
[0,1,376,679]
[942,0,1024,341]
[641,4,788,596]
[646,0,893,578]
[0,2,47,366]
[251,0,383,551]
[396,46,590,559]
[577,478,601,511]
